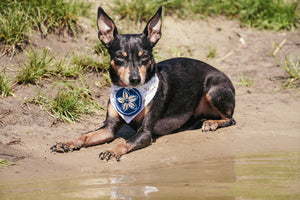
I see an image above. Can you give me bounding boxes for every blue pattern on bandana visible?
[115,88,142,116]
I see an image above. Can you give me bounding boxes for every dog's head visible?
[97,6,162,87]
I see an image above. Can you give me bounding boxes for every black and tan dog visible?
[51,6,236,161]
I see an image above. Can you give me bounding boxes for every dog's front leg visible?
[99,127,152,161]
[51,102,124,153]
[99,104,160,161]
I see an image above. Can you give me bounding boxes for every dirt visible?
[0,15,300,183]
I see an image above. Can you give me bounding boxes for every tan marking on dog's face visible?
[138,51,143,57]
[119,66,130,86]
[138,60,152,84]
[110,60,130,86]
[121,51,127,57]
[110,60,118,72]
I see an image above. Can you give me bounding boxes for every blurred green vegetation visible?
[111,0,299,30]
[0,0,91,54]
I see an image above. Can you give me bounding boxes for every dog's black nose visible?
[129,75,141,85]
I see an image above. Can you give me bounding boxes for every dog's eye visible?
[140,53,150,61]
[115,54,125,61]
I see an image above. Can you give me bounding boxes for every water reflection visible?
[0,152,299,200]
[65,175,159,199]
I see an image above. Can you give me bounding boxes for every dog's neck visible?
[110,75,159,123]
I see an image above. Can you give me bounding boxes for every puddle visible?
[0,152,299,200]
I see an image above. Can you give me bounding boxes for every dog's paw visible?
[50,142,77,153]
[202,120,218,132]
[99,142,131,161]
[99,151,118,161]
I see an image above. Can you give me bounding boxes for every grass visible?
[29,81,104,122]
[0,0,91,54]
[0,159,17,168]
[273,51,300,89]
[280,56,300,88]
[111,0,165,23]
[206,46,217,59]
[0,1,30,54]
[94,42,111,71]
[16,47,109,122]
[54,56,83,78]
[238,73,255,87]
[69,42,110,73]
[17,49,55,84]
[170,45,192,58]
[17,48,98,84]
[110,0,299,30]
[0,68,14,97]
[110,0,190,23]
[72,54,108,72]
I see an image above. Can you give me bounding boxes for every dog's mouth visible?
[127,82,144,88]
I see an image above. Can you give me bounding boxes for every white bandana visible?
[110,75,159,123]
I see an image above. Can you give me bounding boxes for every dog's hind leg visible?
[196,83,236,132]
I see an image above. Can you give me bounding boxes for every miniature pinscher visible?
[51,6,236,161]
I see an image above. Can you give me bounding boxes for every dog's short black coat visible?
[51,6,236,161]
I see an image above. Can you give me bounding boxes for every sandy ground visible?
[0,16,300,183]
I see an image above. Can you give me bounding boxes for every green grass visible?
[29,81,104,122]
[111,0,163,23]
[54,56,83,78]
[169,45,192,58]
[17,49,55,84]
[194,0,300,30]
[0,68,14,97]
[17,48,108,122]
[0,1,30,54]
[280,56,300,88]
[110,0,189,23]
[238,73,255,87]
[94,42,109,58]
[110,0,299,30]
[0,159,17,168]
[69,42,110,72]
[206,46,217,59]
[94,42,111,71]
[17,48,91,84]
[0,0,91,54]
[273,51,300,89]
[72,54,108,72]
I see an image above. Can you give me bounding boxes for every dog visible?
[50,6,236,161]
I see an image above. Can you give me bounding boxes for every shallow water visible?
[1,151,299,200]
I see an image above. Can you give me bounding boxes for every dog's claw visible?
[99,151,121,161]
[99,151,110,160]
[116,155,121,162]
[99,152,104,159]
[106,153,112,161]
[50,142,72,153]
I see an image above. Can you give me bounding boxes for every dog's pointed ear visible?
[143,6,162,47]
[97,7,118,48]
